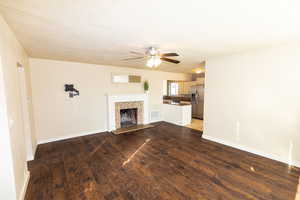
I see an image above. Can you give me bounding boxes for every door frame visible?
[17,62,35,161]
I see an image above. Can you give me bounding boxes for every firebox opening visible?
[120,108,138,128]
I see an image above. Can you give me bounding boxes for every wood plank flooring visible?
[25,122,300,200]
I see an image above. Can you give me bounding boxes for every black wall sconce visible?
[65,84,79,98]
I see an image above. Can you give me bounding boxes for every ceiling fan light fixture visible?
[124,47,179,67]
[146,56,161,68]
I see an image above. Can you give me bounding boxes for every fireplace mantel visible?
[107,94,149,131]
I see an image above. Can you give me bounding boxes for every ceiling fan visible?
[123,47,180,68]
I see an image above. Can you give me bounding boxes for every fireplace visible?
[120,108,137,128]
[107,94,149,131]
[114,101,144,129]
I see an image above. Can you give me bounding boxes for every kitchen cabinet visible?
[162,103,192,126]
[181,78,205,94]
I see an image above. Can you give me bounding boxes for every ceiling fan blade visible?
[161,53,179,57]
[122,57,145,61]
[130,51,144,55]
[161,57,180,64]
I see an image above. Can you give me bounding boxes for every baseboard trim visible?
[37,129,108,144]
[26,138,37,161]
[19,171,30,200]
[150,119,163,123]
[202,134,300,168]
[32,144,37,160]
[27,155,34,162]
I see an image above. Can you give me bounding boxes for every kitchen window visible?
[169,82,179,96]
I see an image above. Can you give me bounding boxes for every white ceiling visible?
[1,0,300,73]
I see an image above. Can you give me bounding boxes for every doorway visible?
[185,67,206,132]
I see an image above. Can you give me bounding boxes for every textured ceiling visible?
[1,0,300,73]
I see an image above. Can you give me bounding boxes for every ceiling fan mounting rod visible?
[148,47,158,56]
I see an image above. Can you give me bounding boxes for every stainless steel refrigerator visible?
[190,84,204,119]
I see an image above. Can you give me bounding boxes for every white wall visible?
[0,52,17,200]
[0,15,36,200]
[30,58,191,143]
[204,43,300,167]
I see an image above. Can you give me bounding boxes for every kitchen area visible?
[162,69,205,131]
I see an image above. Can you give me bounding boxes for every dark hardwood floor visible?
[25,122,300,200]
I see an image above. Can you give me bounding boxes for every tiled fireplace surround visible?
[107,94,149,131]
[115,101,143,129]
